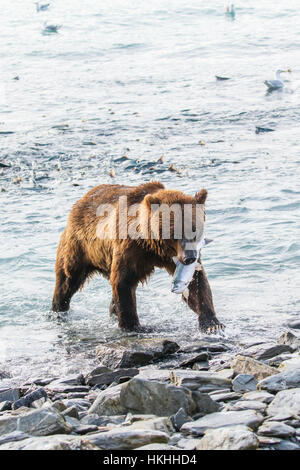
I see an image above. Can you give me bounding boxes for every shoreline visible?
[0,328,299,450]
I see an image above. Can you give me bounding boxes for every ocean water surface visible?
[0,0,299,385]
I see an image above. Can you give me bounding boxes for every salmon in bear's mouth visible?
[171,237,213,294]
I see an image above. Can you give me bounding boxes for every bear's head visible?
[141,188,207,264]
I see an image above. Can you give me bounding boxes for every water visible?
[1,0,299,386]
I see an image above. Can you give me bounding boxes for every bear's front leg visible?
[110,262,141,331]
[183,263,224,334]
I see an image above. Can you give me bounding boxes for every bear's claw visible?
[199,318,225,335]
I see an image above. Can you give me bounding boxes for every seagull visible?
[42,22,61,34]
[35,2,50,12]
[264,69,287,91]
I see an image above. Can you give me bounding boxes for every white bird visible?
[264,69,287,91]
[35,2,50,12]
[226,4,235,18]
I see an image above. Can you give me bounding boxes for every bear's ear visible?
[143,194,161,210]
[195,189,207,204]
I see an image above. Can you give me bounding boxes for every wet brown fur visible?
[52,181,221,331]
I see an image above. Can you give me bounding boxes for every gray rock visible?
[272,440,300,450]
[169,370,231,392]
[244,343,294,361]
[120,378,195,416]
[231,355,278,381]
[181,410,264,436]
[258,369,300,392]
[0,434,100,450]
[225,400,267,413]
[0,406,71,436]
[88,384,126,416]
[0,401,12,412]
[85,365,112,379]
[232,374,258,392]
[171,407,192,431]
[196,425,259,450]
[0,388,19,403]
[278,355,300,371]
[277,331,300,349]
[62,406,80,419]
[258,421,295,438]
[267,388,300,416]
[95,337,179,369]
[61,398,90,410]
[12,388,48,410]
[192,391,221,414]
[86,428,169,450]
[179,352,210,368]
[0,431,29,446]
[81,413,125,427]
[243,391,274,404]
[86,368,139,387]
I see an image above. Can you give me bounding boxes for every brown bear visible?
[52,181,223,333]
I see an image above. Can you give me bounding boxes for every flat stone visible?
[0,389,20,403]
[179,342,229,354]
[232,374,257,392]
[86,428,169,450]
[138,368,171,382]
[258,369,300,392]
[244,343,294,361]
[192,362,210,371]
[86,368,139,387]
[225,400,267,413]
[231,355,278,381]
[120,378,196,416]
[81,414,125,427]
[258,421,295,438]
[177,437,202,450]
[169,370,231,392]
[257,435,282,446]
[209,391,241,402]
[88,384,125,416]
[61,399,90,409]
[181,410,264,436]
[216,369,235,380]
[135,444,178,450]
[0,406,71,436]
[124,416,174,434]
[243,391,274,404]
[196,425,259,450]
[267,388,300,416]
[0,431,29,446]
[95,338,179,369]
[62,406,80,419]
[0,434,100,450]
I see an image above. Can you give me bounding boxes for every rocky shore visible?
[0,329,300,450]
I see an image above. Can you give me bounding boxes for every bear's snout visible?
[182,250,197,265]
